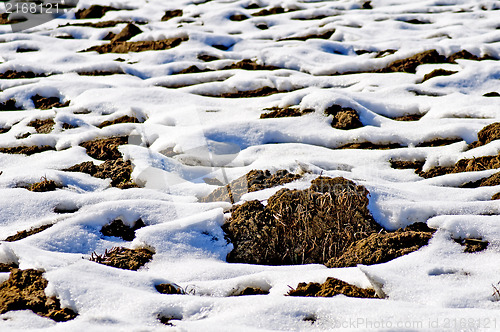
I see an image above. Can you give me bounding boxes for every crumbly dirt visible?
[338,142,403,150]
[80,136,128,161]
[252,7,293,16]
[4,224,54,242]
[260,107,313,118]
[447,50,481,63]
[0,99,22,111]
[84,37,187,54]
[0,263,18,272]
[63,20,135,28]
[0,71,46,79]
[288,277,376,298]
[27,119,55,134]
[281,29,335,41]
[64,159,138,189]
[390,159,425,171]
[31,95,69,110]
[492,192,500,200]
[155,284,184,295]
[0,269,77,321]
[101,218,145,241]
[77,69,124,76]
[461,171,500,188]
[229,14,249,21]
[174,65,210,75]
[0,145,55,155]
[454,238,489,253]
[161,9,183,21]
[0,126,9,134]
[468,122,500,148]
[222,59,279,71]
[376,49,446,74]
[89,247,154,270]
[325,105,363,130]
[201,169,301,203]
[75,5,119,19]
[97,115,141,128]
[198,54,219,62]
[25,178,62,192]
[419,153,500,179]
[231,287,269,296]
[110,23,142,43]
[421,69,457,83]
[415,138,463,147]
[201,86,282,98]
[223,176,380,265]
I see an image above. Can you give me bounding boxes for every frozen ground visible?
[0,0,499,330]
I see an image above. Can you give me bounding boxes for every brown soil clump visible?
[110,23,142,43]
[377,50,446,74]
[447,50,480,63]
[31,95,69,110]
[97,115,141,128]
[469,122,500,148]
[65,20,134,28]
[161,9,183,21]
[65,158,137,189]
[0,269,77,321]
[201,169,301,203]
[26,178,62,192]
[252,7,292,16]
[174,65,210,75]
[492,192,500,200]
[338,142,403,150]
[155,284,184,295]
[281,29,335,41]
[223,177,380,265]
[455,238,489,253]
[390,159,425,170]
[28,119,55,134]
[75,5,119,19]
[201,86,282,98]
[260,107,313,119]
[229,14,249,21]
[232,287,269,296]
[84,36,187,54]
[325,105,363,130]
[198,54,219,62]
[222,59,279,71]
[0,99,22,111]
[484,92,500,97]
[0,70,46,79]
[416,138,462,147]
[4,224,54,242]
[0,263,18,272]
[77,70,124,76]
[419,153,500,179]
[80,136,128,160]
[0,145,55,155]
[288,277,376,298]
[421,69,457,83]
[101,218,145,241]
[90,247,154,270]
[461,171,500,188]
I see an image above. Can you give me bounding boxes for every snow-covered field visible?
[0,0,500,330]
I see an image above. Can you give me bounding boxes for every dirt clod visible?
[392,113,425,121]
[89,247,154,270]
[202,86,282,98]
[232,287,269,296]
[288,277,376,298]
[281,30,335,41]
[260,107,313,119]
[26,178,62,192]
[338,142,403,150]
[0,269,77,321]
[84,37,187,54]
[65,158,137,188]
[484,92,500,97]
[161,9,183,21]
[377,49,446,74]
[222,59,279,71]
[28,119,55,134]
[390,159,425,171]
[98,115,141,128]
[155,284,184,295]
[0,145,55,155]
[421,69,457,83]
[80,136,128,160]
[455,238,489,253]
[325,105,363,130]
[0,70,46,79]
[252,7,287,16]
[75,5,119,19]
[101,218,145,241]
[469,122,500,148]
[0,263,18,272]
[0,99,22,111]
[492,192,500,200]
[4,224,54,242]
[110,23,142,43]
[461,171,500,188]
[229,14,249,21]
[31,95,69,110]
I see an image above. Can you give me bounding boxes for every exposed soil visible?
[454,238,489,253]
[161,9,183,21]
[75,5,119,19]
[492,192,500,200]
[0,263,18,273]
[325,105,363,130]
[80,136,128,161]
[201,86,283,98]
[392,113,424,121]
[399,18,430,24]
[28,119,55,134]
[461,171,500,188]
[419,152,500,179]
[0,70,46,79]
[64,159,137,189]
[84,37,188,54]
[376,49,446,74]
[415,138,463,147]
[4,224,54,242]
[0,145,55,155]
[229,14,249,21]
[223,177,380,265]
[97,115,141,128]
[25,178,62,192]
[252,7,293,17]
[89,247,154,270]
[53,206,79,214]
[110,23,142,43]
[101,218,145,241]
[327,226,434,268]
[469,122,500,148]
[281,29,335,41]
[338,142,403,150]
[174,65,210,75]
[288,277,376,298]
[64,20,135,28]
[31,95,69,110]
[198,54,219,62]
[155,283,184,295]
[0,126,10,134]
[0,269,77,321]
[0,99,22,111]
[201,169,301,203]
[447,50,480,63]
[222,59,280,71]
[0,13,27,25]
[484,92,500,97]
[260,107,313,119]
[231,287,269,296]
[390,159,425,171]
[421,69,457,83]
[292,14,328,21]
[77,70,124,76]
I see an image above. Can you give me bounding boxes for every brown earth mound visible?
[101,218,145,241]
[4,224,54,242]
[252,7,293,16]
[492,192,500,200]
[223,177,380,265]
[229,14,249,21]
[65,158,137,189]
[419,153,500,179]
[201,169,301,203]
[97,115,141,128]
[484,92,500,97]
[28,119,55,134]
[0,126,9,134]
[0,269,77,321]
[390,159,425,170]
[338,142,403,150]
[461,171,500,188]
[26,178,62,192]
[0,99,22,111]
[84,37,187,54]
[0,145,55,155]
[416,138,463,147]
[222,59,280,71]
[64,20,134,28]
[0,263,18,272]
[421,69,457,83]
[260,107,313,118]
[469,122,500,148]
[201,86,282,98]
[77,69,124,76]
[0,71,46,79]
[110,23,142,43]
[80,136,128,160]
[155,284,184,295]
[75,5,119,19]
[231,287,269,296]
[455,238,489,253]
[281,29,335,41]
[89,247,154,270]
[288,277,376,298]
[325,105,363,130]
[198,54,219,62]
[377,49,446,74]
[31,95,69,110]
[161,9,183,21]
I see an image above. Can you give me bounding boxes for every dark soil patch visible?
[392,113,425,121]
[174,65,210,75]
[423,154,500,179]
[155,283,184,295]
[201,169,301,203]
[416,138,463,147]
[260,107,313,119]
[397,18,430,24]
[26,178,62,192]
[77,69,124,76]
[62,123,78,130]
[469,122,500,149]
[84,36,187,54]
[75,5,119,19]
[101,218,145,241]
[80,136,128,160]
[223,177,380,265]
[64,20,135,28]
[338,142,403,150]
[229,14,249,21]
[0,263,18,273]
[461,171,500,188]
[255,22,269,30]
[455,238,489,253]
[232,287,269,296]
[201,86,283,98]
[281,29,335,41]
[64,158,137,189]
[325,105,363,130]
[376,50,446,74]
[161,9,183,21]
[197,54,219,62]
[421,69,457,83]
[0,99,22,111]
[31,95,69,110]
[97,115,141,128]
[390,159,425,170]
[0,70,46,79]
[222,59,279,71]
[110,23,142,43]
[16,48,38,53]
[492,192,500,200]
[0,145,55,155]
[0,126,10,134]
[212,44,231,51]
[447,50,480,63]
[89,247,154,270]
[4,224,54,242]
[28,119,55,134]
[362,1,373,9]
[252,7,294,16]
[292,14,328,21]
[288,277,376,298]
[0,269,77,321]
[483,92,500,97]
[53,206,79,214]
[327,225,434,267]
[0,13,26,25]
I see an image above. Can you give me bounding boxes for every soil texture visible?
[31,95,69,110]
[75,5,119,19]
[28,119,55,134]
[84,37,187,54]
[0,145,55,155]
[89,247,154,270]
[64,159,137,189]
[325,105,363,130]
[4,224,54,242]
[288,277,376,298]
[155,284,184,295]
[161,10,183,21]
[260,107,313,119]
[101,218,145,241]
[97,115,141,128]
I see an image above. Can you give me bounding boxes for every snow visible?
[0,0,500,330]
